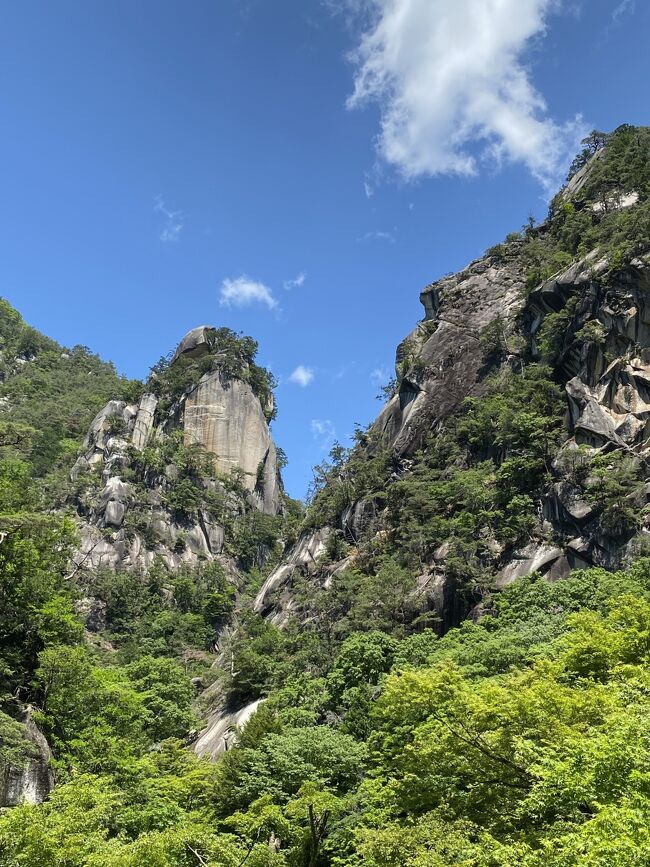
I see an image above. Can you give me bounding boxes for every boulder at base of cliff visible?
[0,709,54,807]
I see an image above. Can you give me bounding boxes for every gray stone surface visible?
[132,393,157,449]
[70,324,282,571]
[560,147,606,201]
[497,544,564,589]
[184,372,280,513]
[194,698,264,760]
[104,500,126,528]
[253,528,332,619]
[1,711,54,807]
[171,325,213,363]
[375,250,527,455]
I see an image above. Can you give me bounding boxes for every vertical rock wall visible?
[70,325,282,571]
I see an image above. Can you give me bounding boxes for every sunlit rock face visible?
[194,698,264,761]
[184,371,280,513]
[254,146,650,636]
[69,325,282,572]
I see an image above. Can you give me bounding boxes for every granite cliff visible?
[255,124,650,635]
[69,325,283,575]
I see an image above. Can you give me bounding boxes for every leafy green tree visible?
[327,631,397,705]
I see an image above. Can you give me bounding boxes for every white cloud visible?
[612,0,634,22]
[154,195,185,243]
[289,365,315,387]
[219,275,278,310]
[283,271,307,291]
[364,179,374,198]
[346,0,586,190]
[311,418,336,450]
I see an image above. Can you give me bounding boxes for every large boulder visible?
[170,325,213,363]
[0,710,54,807]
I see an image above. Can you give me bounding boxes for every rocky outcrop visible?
[1,711,54,807]
[194,698,264,760]
[255,156,650,637]
[560,148,606,201]
[70,326,282,572]
[341,497,378,543]
[171,325,213,363]
[184,372,280,511]
[253,528,334,624]
[530,252,650,446]
[374,247,527,455]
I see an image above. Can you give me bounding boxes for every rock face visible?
[70,326,282,572]
[194,698,264,760]
[253,528,334,623]
[1,712,54,807]
[253,146,650,634]
[184,372,280,512]
[375,247,527,455]
[528,252,650,451]
[388,248,650,609]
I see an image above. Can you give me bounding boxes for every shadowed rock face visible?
[0,713,54,807]
[374,247,528,455]
[170,325,213,363]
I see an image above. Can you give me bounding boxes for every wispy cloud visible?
[364,179,374,198]
[345,0,586,191]
[370,365,390,386]
[154,195,185,243]
[219,275,278,310]
[289,365,315,387]
[612,0,635,22]
[311,418,336,450]
[359,229,395,243]
[283,271,307,291]
[333,361,357,382]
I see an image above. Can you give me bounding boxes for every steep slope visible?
[0,298,137,482]
[0,302,139,808]
[256,123,650,632]
[0,313,293,807]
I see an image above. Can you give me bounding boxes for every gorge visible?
[1,124,650,866]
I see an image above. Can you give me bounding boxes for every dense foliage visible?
[503,125,650,293]
[0,298,139,480]
[300,363,567,629]
[5,503,650,866]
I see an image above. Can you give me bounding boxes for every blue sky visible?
[1,0,648,498]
